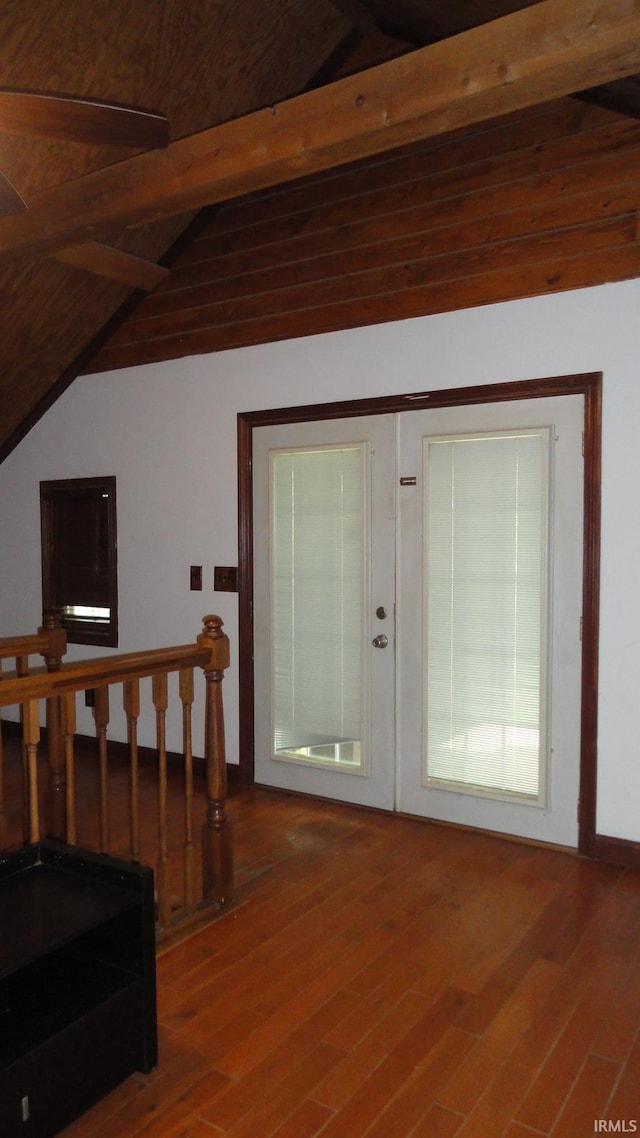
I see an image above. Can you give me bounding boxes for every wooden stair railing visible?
[0,615,232,935]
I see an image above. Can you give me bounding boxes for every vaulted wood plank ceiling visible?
[1,0,640,462]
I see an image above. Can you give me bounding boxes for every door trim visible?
[237,372,602,857]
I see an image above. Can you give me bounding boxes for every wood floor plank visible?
[165,912,271,993]
[311,1054,416,1138]
[311,990,435,1111]
[502,1125,546,1138]
[407,877,561,1005]
[238,929,365,1022]
[437,957,562,1116]
[197,986,354,1132]
[454,890,580,1037]
[61,1047,228,1138]
[171,1002,264,1064]
[410,1104,465,1137]
[119,1069,232,1138]
[364,1027,476,1138]
[156,937,220,986]
[269,1099,334,1138]
[545,862,625,966]
[211,1042,344,1138]
[515,952,630,1131]
[592,961,640,1063]
[390,986,471,1069]
[624,1027,640,1080]
[165,1123,219,1138]
[602,1026,640,1120]
[324,984,404,1051]
[452,877,566,994]
[175,1125,220,1137]
[211,930,395,1081]
[550,1054,620,1138]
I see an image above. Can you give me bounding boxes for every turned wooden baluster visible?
[16,653,31,842]
[23,699,41,843]
[198,615,232,906]
[39,611,67,839]
[153,671,171,928]
[60,692,77,845]
[93,686,110,852]
[179,667,196,914]
[123,679,141,862]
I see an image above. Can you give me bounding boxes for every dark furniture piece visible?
[0,840,157,1138]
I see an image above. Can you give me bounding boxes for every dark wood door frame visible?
[238,372,602,857]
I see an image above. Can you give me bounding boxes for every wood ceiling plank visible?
[88,237,640,374]
[54,243,169,290]
[180,100,618,254]
[1,0,640,259]
[158,111,640,287]
[111,184,640,344]
[101,214,639,337]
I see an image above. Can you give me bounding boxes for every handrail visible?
[0,632,49,659]
[0,611,67,673]
[0,643,211,705]
[0,614,233,930]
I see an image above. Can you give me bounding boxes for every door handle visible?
[372,634,388,649]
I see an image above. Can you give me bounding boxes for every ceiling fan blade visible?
[0,170,27,216]
[0,90,169,149]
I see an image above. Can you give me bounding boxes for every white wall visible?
[1,279,638,840]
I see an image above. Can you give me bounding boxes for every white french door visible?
[253,393,584,846]
[253,415,396,810]
[397,397,583,846]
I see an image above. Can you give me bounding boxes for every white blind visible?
[270,446,364,756]
[424,430,549,800]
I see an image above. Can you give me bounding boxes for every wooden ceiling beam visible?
[2,0,640,259]
[54,242,169,290]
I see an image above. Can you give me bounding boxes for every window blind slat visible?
[424,431,549,801]
[271,447,364,766]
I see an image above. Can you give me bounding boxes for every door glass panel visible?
[424,429,550,803]
[270,444,366,772]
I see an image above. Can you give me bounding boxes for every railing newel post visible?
[197,615,233,907]
[179,667,196,914]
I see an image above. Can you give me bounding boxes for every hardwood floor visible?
[54,784,640,1138]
